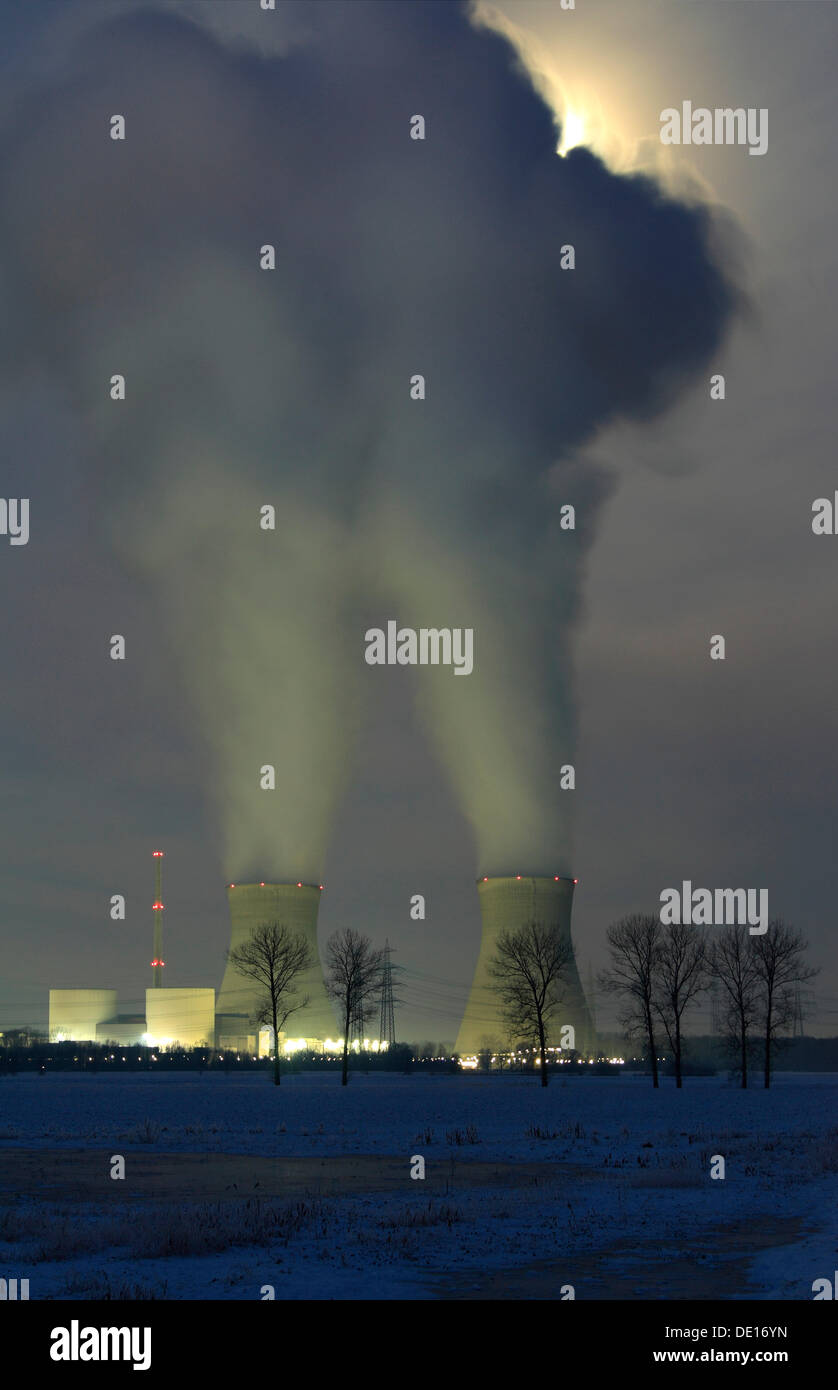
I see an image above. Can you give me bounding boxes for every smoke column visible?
[0,1,739,880]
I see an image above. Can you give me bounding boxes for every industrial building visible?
[48,989,214,1047]
[216,882,336,1051]
[455,875,594,1057]
[48,989,118,1043]
[145,988,215,1048]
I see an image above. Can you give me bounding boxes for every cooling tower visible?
[455,876,594,1057]
[215,883,336,1050]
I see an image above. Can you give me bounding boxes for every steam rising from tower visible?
[0,1,741,897]
[455,875,593,1057]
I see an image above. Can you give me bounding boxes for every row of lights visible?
[275,1037,390,1055]
[459,1052,626,1068]
[480,875,580,884]
[228,883,325,890]
[231,878,581,889]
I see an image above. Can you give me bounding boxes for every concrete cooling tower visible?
[215,883,336,1051]
[455,875,594,1057]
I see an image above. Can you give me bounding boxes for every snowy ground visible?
[0,1071,835,1300]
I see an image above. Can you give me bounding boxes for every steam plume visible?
[0,1,739,879]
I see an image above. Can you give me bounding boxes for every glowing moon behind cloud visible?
[557,103,588,155]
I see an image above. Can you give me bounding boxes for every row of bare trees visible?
[599,916,818,1089]
[230,915,818,1091]
[227,924,384,1086]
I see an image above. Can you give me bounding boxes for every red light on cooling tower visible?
[319,885,324,891]
[516,875,521,880]
[573,878,578,884]
[296,882,302,888]
[260,882,265,886]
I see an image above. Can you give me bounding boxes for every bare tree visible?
[598,914,662,1088]
[708,924,761,1088]
[488,921,572,1087]
[750,919,819,1089]
[325,929,384,1086]
[653,922,708,1088]
[226,922,312,1085]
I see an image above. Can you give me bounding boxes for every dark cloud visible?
[0,1,741,1023]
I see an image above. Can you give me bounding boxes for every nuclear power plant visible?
[48,852,216,1049]
[48,853,593,1058]
[455,875,594,1057]
[215,882,336,1051]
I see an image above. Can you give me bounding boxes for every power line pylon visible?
[379,939,396,1047]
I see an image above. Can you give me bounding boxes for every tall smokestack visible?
[216,883,336,1050]
[455,876,594,1058]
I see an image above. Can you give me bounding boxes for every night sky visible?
[0,0,835,1041]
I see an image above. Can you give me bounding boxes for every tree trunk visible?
[764,987,772,1089]
[674,1011,682,1089]
[341,1000,350,1086]
[740,1020,747,1090]
[272,1002,280,1086]
[646,1007,659,1089]
[538,1017,548,1088]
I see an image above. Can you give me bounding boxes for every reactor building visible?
[48,989,119,1043]
[454,874,594,1057]
[215,882,337,1052]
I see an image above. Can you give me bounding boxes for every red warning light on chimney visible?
[152,902,164,910]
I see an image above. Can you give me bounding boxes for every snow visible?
[0,1071,834,1299]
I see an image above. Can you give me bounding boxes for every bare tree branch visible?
[488,921,572,1087]
[599,914,662,1088]
[751,918,819,1089]
[708,923,761,1088]
[226,922,313,1085]
[325,928,384,1086]
[653,921,709,1088]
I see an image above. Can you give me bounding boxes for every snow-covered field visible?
[0,1072,835,1300]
